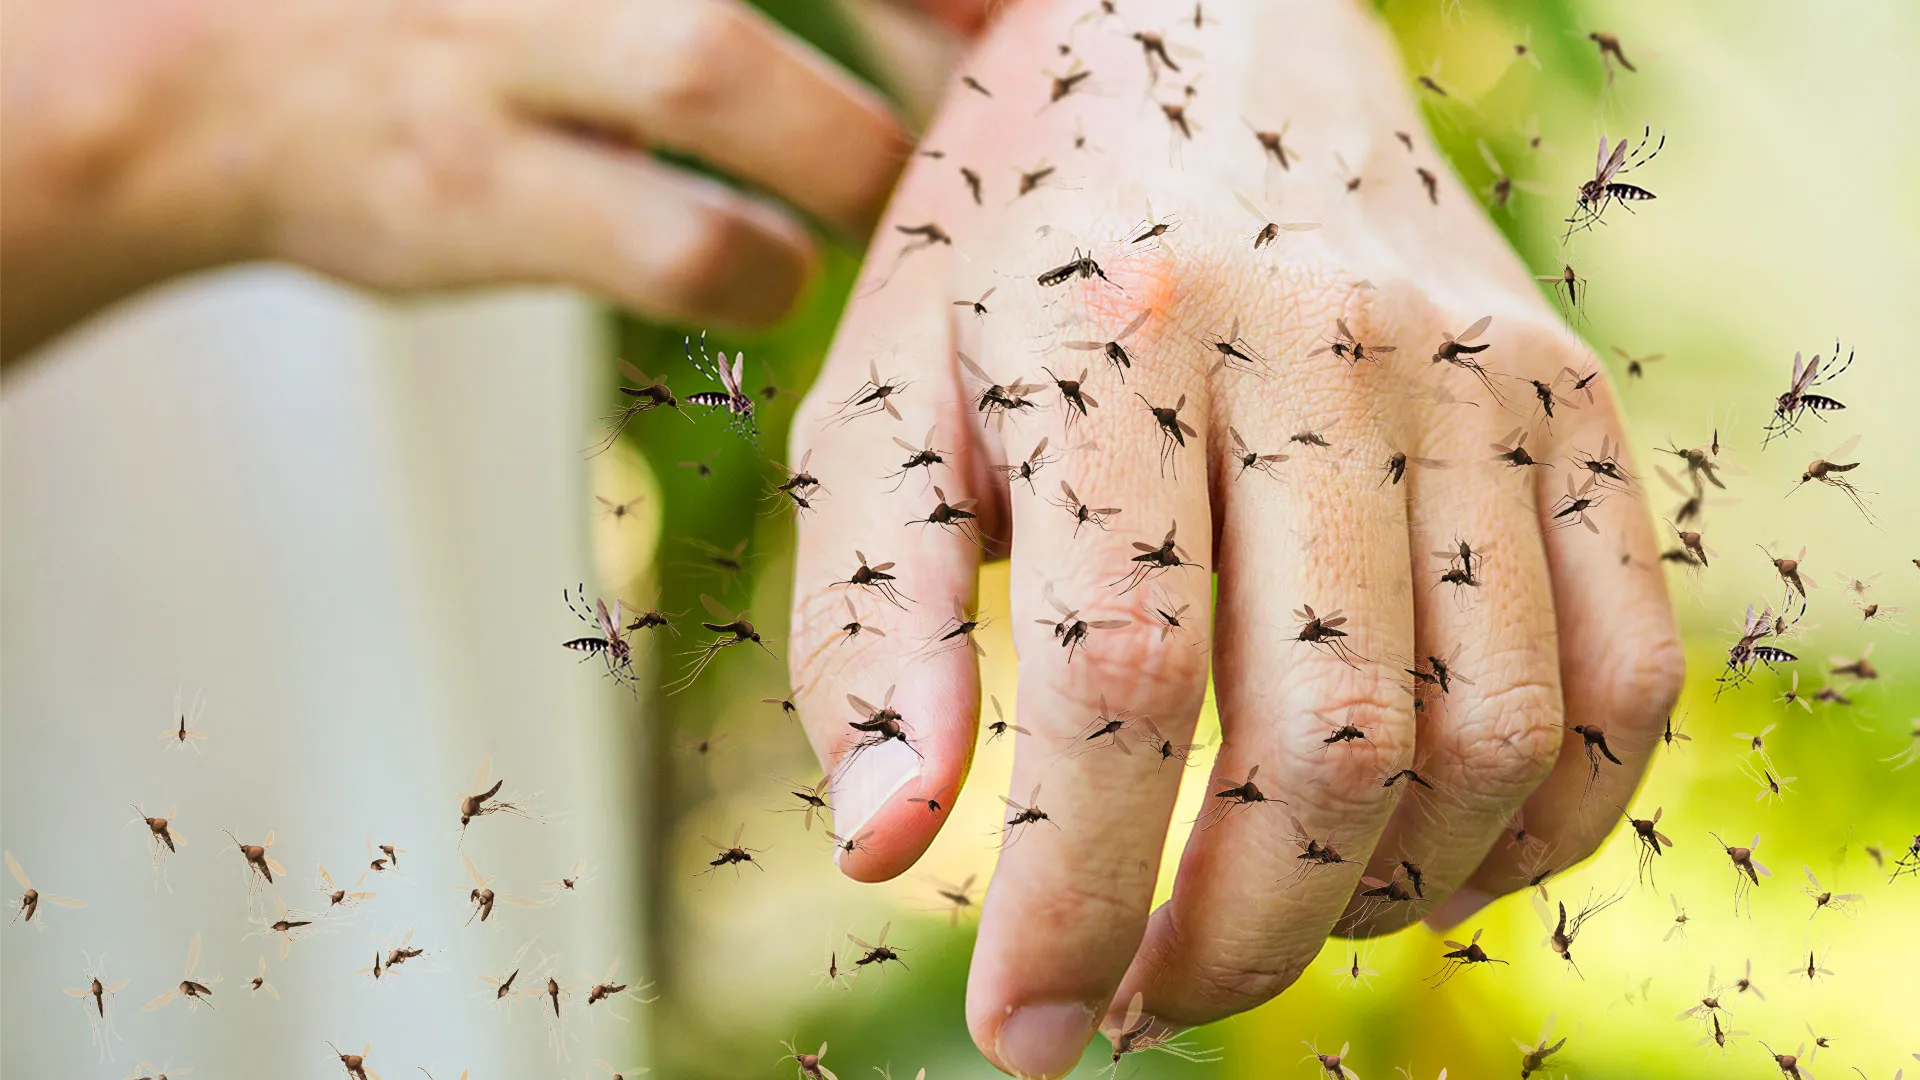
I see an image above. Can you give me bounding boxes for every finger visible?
[503,0,908,237]
[1435,350,1685,925]
[1335,328,1569,935]
[965,288,1211,1080]
[349,126,815,328]
[1106,303,1415,1030]
[785,198,981,885]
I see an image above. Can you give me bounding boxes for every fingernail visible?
[1426,886,1492,931]
[828,738,920,866]
[996,1001,1096,1079]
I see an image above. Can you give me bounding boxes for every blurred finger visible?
[505,0,908,237]
[966,296,1212,1080]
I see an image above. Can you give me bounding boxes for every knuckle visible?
[1453,677,1565,797]
[644,0,749,118]
[1181,948,1307,1013]
[1599,628,1686,730]
[1284,687,1414,817]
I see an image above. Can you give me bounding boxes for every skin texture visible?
[0,0,910,362]
[787,0,1684,1076]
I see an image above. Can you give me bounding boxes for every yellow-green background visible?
[596,1,1920,1075]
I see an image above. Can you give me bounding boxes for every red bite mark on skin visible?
[1080,249,1181,343]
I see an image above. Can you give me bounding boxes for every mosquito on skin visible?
[1036,584,1129,662]
[1310,318,1396,365]
[1233,191,1321,251]
[992,439,1058,495]
[1492,428,1551,470]
[998,786,1057,849]
[843,685,918,761]
[1049,481,1122,536]
[907,486,982,546]
[829,360,910,427]
[959,352,1044,427]
[1293,605,1364,667]
[1149,590,1195,643]
[1547,474,1608,534]
[1038,247,1117,288]
[1042,366,1100,430]
[1285,816,1350,883]
[1202,764,1281,828]
[1113,521,1201,594]
[953,287,996,318]
[1064,697,1138,758]
[1247,121,1296,170]
[1063,309,1150,380]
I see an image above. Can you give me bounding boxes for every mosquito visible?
[1888,833,1920,881]
[1148,589,1195,641]
[774,449,824,501]
[999,785,1057,848]
[1492,428,1550,469]
[1572,434,1634,491]
[1588,31,1638,80]
[681,331,756,439]
[1131,29,1190,81]
[1427,316,1504,398]
[248,893,316,958]
[844,922,907,976]
[1113,521,1200,594]
[830,359,909,427]
[1037,248,1116,288]
[591,359,684,455]
[905,784,950,816]
[1202,316,1270,376]
[668,595,776,694]
[1760,1042,1811,1079]
[1102,991,1223,1075]
[1063,309,1150,380]
[780,1039,837,1080]
[827,551,909,610]
[1709,832,1771,914]
[959,165,983,204]
[1303,1040,1360,1079]
[1430,928,1507,985]
[845,685,919,759]
[222,829,285,911]
[886,428,945,493]
[1204,764,1280,827]
[457,757,540,844]
[1286,816,1349,882]
[1310,318,1395,365]
[920,599,985,660]
[160,686,208,751]
[584,956,654,1009]
[1415,165,1440,205]
[1478,140,1545,210]
[959,352,1043,426]
[1717,602,1800,694]
[1233,191,1320,250]
[463,853,543,926]
[129,803,186,890]
[1541,886,1625,978]
[1665,894,1690,942]
[929,874,979,925]
[953,287,996,318]
[314,863,376,913]
[983,696,1030,744]
[1546,475,1607,535]
[1802,867,1864,919]
[907,487,982,546]
[561,585,634,684]
[1138,393,1197,476]
[1293,604,1362,667]
[1041,366,1100,430]
[989,438,1056,495]
[1248,121,1296,169]
[1042,481,1119,537]
[1537,264,1588,324]
[699,824,763,878]
[65,953,131,1060]
[1761,545,1817,601]
[1763,341,1854,445]
[1432,540,1482,600]
[1043,58,1092,105]
[1065,696,1137,757]
[1791,434,1874,520]
[1016,162,1056,197]
[1626,807,1673,886]
[1696,1015,1747,1052]
[773,776,831,833]
[143,933,215,1013]
[1564,126,1663,238]
[1831,643,1878,682]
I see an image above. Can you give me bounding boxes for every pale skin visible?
[788,1,1683,1077]
[4,0,1683,1076]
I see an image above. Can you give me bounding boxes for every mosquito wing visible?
[4,851,27,889]
[1457,316,1492,343]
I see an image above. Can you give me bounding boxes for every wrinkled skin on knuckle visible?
[1447,676,1566,801]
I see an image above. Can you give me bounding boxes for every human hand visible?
[1,0,906,359]
[785,0,1684,1075]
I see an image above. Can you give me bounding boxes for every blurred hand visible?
[1,0,907,359]
[786,0,1683,1075]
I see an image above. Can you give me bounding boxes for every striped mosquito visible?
[1563,126,1663,238]
[683,332,756,440]
[561,586,634,684]
[1716,602,1800,695]
[1763,341,1854,446]
[1064,309,1150,380]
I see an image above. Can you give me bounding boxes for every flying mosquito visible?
[327,1041,379,1080]
[1382,439,1451,486]
[1761,545,1817,601]
[1789,434,1873,520]
[699,824,763,878]
[1516,1015,1568,1078]
[1536,264,1588,324]
[1626,806,1674,886]
[929,874,979,925]
[1037,585,1129,662]
[1763,341,1853,445]
[315,863,377,913]
[247,893,316,959]
[129,803,186,889]
[561,585,635,685]
[992,439,1057,494]
[1103,991,1223,1074]
[1310,318,1395,364]
[64,953,131,1060]
[462,853,544,926]
[161,686,208,751]
[1540,886,1626,977]
[1429,315,1504,400]
[682,331,756,440]
[953,287,996,318]
[1478,139,1546,210]
[1230,427,1288,478]
[844,685,918,758]
[1113,521,1200,593]
[1716,602,1800,694]
[1050,481,1122,534]
[1564,126,1664,238]
[1063,309,1150,380]
[1247,121,1296,170]
[456,757,541,844]
[1802,866,1864,919]
[1430,928,1507,985]
[143,933,215,1013]
[1614,346,1664,380]
[590,359,684,455]
[983,696,1029,743]
[831,551,911,609]
[667,595,776,694]
[780,1039,837,1080]
[1304,1040,1360,1080]
[1294,605,1362,666]
[1138,393,1197,475]
[1710,831,1771,915]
